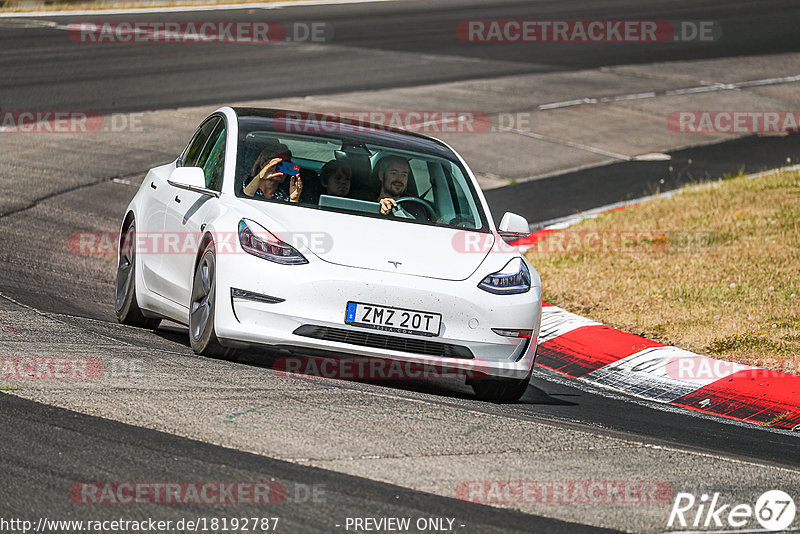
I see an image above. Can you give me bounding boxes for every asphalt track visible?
[1,393,612,534]
[1,0,800,114]
[486,133,800,225]
[2,1,800,532]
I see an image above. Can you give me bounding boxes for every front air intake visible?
[293,325,474,359]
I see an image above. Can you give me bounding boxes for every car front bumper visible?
[214,253,542,380]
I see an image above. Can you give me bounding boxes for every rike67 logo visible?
[668,490,796,532]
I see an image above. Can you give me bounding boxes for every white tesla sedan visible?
[115,107,542,401]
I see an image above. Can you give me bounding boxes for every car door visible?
[137,163,173,291]
[158,116,227,307]
[145,116,220,301]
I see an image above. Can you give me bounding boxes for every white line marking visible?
[0,0,395,18]
[605,91,657,102]
[633,152,671,161]
[503,126,632,161]
[538,74,800,110]
[538,98,592,110]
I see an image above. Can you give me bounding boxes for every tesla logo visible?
[388,261,402,268]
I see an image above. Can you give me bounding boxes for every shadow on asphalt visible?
[150,323,581,407]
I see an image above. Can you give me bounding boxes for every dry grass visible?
[525,168,800,373]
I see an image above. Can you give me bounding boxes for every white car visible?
[115,107,542,401]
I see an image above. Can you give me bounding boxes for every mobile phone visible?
[276,161,300,176]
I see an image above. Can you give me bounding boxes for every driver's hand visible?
[379,197,397,215]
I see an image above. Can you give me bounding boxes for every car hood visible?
[250,202,494,281]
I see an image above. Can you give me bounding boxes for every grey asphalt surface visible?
[486,133,800,226]
[0,0,799,114]
[1,391,614,534]
[2,1,800,533]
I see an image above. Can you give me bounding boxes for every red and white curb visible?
[516,164,800,431]
[534,303,800,430]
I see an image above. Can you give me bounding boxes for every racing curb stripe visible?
[671,370,800,430]
[583,346,750,403]
[537,321,664,378]
[522,166,800,430]
[536,295,800,431]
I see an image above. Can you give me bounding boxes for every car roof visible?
[232,107,457,159]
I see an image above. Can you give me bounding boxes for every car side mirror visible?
[498,212,530,243]
[168,167,219,197]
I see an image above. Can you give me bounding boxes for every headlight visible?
[478,257,530,294]
[238,219,308,265]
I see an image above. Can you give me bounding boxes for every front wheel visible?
[189,241,236,360]
[471,372,532,403]
[115,221,161,329]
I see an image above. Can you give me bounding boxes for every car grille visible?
[293,325,474,359]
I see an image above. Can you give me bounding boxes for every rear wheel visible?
[471,371,532,403]
[115,221,161,329]
[189,241,236,360]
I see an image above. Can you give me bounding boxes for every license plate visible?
[345,301,441,337]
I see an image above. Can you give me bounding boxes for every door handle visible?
[150,182,157,189]
[174,196,181,204]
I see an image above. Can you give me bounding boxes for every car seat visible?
[337,144,375,201]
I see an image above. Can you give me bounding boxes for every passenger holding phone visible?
[243,144,303,202]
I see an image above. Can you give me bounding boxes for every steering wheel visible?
[394,197,436,221]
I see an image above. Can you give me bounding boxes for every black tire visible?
[471,371,532,403]
[115,221,161,329]
[189,241,237,360]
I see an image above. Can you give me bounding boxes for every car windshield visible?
[235,113,490,232]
